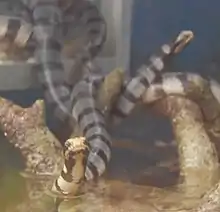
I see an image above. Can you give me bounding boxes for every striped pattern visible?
[140,72,220,127]
[70,72,111,181]
[65,0,107,61]
[0,14,33,47]
[143,72,190,103]
[32,0,73,123]
[142,72,220,106]
[112,43,173,119]
[112,31,193,120]
[30,0,107,123]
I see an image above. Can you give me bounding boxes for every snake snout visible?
[173,30,194,53]
[64,137,89,158]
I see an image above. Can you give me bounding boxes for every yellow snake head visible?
[173,30,194,54]
[64,137,89,161]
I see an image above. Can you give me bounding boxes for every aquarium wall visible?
[130,0,220,79]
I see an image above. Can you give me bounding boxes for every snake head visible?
[64,137,89,159]
[172,30,194,54]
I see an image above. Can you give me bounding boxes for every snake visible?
[141,72,220,122]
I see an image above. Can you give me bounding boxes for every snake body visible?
[142,72,220,111]
[112,31,194,121]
